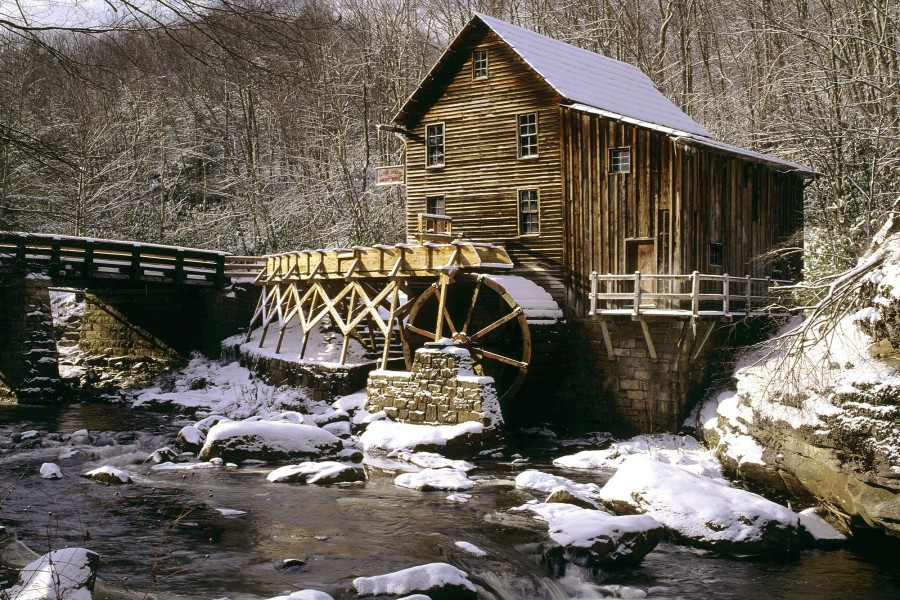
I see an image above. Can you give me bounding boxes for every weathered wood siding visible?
[403,28,565,304]
[561,107,804,316]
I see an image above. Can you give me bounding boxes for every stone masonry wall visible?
[0,274,61,403]
[556,317,724,434]
[366,342,501,427]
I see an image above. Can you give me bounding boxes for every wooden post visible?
[215,254,226,286]
[83,241,94,278]
[589,271,598,316]
[435,274,449,340]
[130,244,141,282]
[745,274,752,314]
[174,249,185,284]
[633,271,642,317]
[381,284,400,370]
[723,274,730,315]
[691,271,700,317]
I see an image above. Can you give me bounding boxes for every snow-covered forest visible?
[0,0,897,274]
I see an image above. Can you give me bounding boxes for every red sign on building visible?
[376,166,405,186]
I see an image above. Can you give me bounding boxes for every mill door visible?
[626,239,656,298]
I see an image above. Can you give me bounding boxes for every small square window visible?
[709,243,724,267]
[610,147,631,173]
[426,124,444,167]
[518,189,540,235]
[518,113,538,158]
[426,196,445,215]
[473,49,488,79]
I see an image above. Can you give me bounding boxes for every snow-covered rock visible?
[81,466,132,485]
[360,420,485,455]
[454,541,487,556]
[353,562,477,598]
[397,451,475,472]
[514,502,662,568]
[175,426,206,453]
[394,468,476,491]
[39,463,62,480]
[4,548,100,600]
[267,461,366,485]
[199,420,343,462]
[514,470,601,508]
[266,590,334,600]
[599,456,798,553]
[146,447,179,464]
[798,507,847,547]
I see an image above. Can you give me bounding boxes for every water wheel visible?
[403,274,531,402]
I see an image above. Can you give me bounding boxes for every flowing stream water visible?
[2,402,899,600]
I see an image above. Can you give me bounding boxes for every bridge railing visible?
[0,231,241,285]
[588,271,793,317]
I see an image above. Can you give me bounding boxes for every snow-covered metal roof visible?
[473,14,710,137]
[567,103,818,175]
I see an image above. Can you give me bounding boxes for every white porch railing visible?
[588,271,792,318]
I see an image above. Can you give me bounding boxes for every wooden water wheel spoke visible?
[469,347,529,371]
[407,323,437,340]
[442,306,459,338]
[462,276,483,333]
[470,307,523,342]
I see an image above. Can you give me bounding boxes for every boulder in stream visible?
[267,461,366,485]
[199,420,343,462]
[599,455,799,553]
[3,547,100,600]
[80,466,132,485]
[353,562,477,599]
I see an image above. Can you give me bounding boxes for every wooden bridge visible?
[0,231,263,285]
[0,231,264,403]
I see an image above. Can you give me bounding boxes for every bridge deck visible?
[0,231,262,286]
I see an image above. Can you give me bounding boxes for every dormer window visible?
[518,113,538,158]
[426,123,445,167]
[610,147,631,173]
[473,49,488,79]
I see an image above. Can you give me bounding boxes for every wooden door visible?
[626,239,656,297]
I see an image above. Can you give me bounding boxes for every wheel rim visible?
[403,274,531,402]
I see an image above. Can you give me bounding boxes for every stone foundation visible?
[555,316,734,434]
[366,342,501,427]
[222,341,378,401]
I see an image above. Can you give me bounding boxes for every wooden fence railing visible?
[0,231,263,286]
[588,271,792,317]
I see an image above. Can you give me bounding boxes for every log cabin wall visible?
[561,106,805,317]
[403,27,566,305]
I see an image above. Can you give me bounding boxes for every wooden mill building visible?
[391,13,816,318]
[384,13,818,432]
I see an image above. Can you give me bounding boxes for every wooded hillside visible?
[1,0,896,275]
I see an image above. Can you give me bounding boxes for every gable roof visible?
[393,13,709,137]
[394,13,817,175]
[473,14,711,137]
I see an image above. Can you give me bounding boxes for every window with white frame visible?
[518,189,540,235]
[610,147,631,173]
[426,123,444,167]
[472,49,488,79]
[518,113,538,158]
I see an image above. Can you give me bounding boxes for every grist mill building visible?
[387,13,817,432]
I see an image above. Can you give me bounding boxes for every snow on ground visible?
[353,562,476,597]
[553,434,725,481]
[226,318,370,368]
[394,467,476,491]
[360,420,484,453]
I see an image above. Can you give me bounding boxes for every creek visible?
[1,401,899,600]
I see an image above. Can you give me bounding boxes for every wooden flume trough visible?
[245,217,553,401]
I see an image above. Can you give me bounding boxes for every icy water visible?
[2,403,900,600]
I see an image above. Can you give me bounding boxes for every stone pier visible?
[0,274,61,402]
[366,342,501,427]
